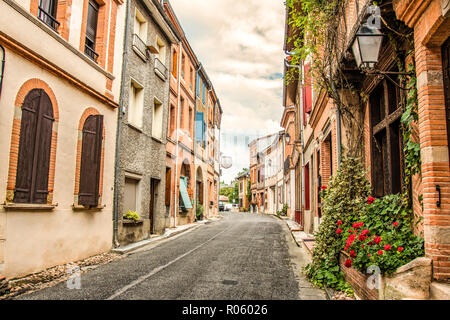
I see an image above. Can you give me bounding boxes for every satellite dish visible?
[221,156,232,169]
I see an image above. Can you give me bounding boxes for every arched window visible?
[78,115,103,206]
[15,89,54,204]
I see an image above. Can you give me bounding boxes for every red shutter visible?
[304,163,310,210]
[15,89,54,204]
[303,86,307,127]
[165,167,171,206]
[304,63,312,114]
[79,115,103,206]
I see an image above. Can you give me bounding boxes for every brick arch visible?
[74,107,106,206]
[6,78,59,204]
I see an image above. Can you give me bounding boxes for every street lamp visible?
[351,25,384,69]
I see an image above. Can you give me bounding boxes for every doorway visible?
[149,178,160,234]
[442,37,450,165]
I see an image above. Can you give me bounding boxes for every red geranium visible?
[384,244,391,251]
[367,196,376,204]
[393,222,399,227]
[378,250,384,255]
[337,220,343,226]
[352,222,364,229]
[336,228,342,235]
[398,247,404,252]
[368,254,371,257]
[350,250,356,258]
[321,186,327,190]
[374,236,382,244]
[344,259,352,268]
[358,234,366,241]
[361,229,370,236]
[348,229,353,233]
[361,245,365,248]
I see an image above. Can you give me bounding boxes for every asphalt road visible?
[19,213,326,300]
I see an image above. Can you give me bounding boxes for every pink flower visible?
[384,244,391,251]
[344,259,352,268]
[367,197,376,205]
[398,247,404,252]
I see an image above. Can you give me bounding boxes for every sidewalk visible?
[274,215,316,257]
[112,216,222,255]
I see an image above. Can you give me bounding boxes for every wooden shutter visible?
[79,115,103,206]
[304,63,312,113]
[304,163,310,210]
[86,0,99,47]
[15,89,54,204]
[165,167,171,207]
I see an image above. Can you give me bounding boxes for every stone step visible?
[430,282,450,300]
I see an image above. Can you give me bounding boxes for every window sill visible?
[72,204,105,211]
[127,123,143,133]
[3,203,58,211]
[151,136,164,144]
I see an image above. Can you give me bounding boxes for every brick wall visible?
[339,252,380,300]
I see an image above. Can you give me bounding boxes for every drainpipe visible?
[172,41,182,228]
[112,0,131,248]
[330,81,342,166]
[0,44,5,100]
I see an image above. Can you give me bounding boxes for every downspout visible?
[113,0,131,248]
[172,41,182,228]
[0,44,5,100]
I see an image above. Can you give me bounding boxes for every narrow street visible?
[18,213,326,300]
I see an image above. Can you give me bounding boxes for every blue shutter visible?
[195,112,204,142]
[179,176,192,209]
[202,83,206,104]
[196,74,200,97]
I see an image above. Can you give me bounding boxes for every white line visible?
[106,225,233,300]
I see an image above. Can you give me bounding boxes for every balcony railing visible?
[84,44,99,63]
[154,58,168,80]
[132,34,147,60]
[38,6,60,31]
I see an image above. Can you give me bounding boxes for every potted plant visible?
[123,210,141,223]
[196,203,204,221]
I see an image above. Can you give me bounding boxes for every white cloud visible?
[170,0,285,183]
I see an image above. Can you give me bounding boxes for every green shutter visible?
[179,176,192,209]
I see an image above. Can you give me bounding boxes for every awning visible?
[179,176,193,209]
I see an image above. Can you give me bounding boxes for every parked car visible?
[218,201,224,211]
[224,203,233,211]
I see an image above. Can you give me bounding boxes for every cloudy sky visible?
[170,0,286,183]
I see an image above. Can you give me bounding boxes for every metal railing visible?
[84,44,99,63]
[132,34,147,59]
[38,6,60,31]
[154,58,168,80]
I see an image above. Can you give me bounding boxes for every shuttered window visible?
[179,176,192,210]
[304,63,312,113]
[84,0,99,61]
[78,115,103,206]
[165,167,171,207]
[15,89,54,204]
[304,163,310,210]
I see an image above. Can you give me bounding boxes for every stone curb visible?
[111,217,222,255]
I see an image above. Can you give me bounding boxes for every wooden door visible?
[149,178,159,234]
[442,37,450,165]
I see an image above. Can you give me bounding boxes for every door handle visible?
[436,185,441,208]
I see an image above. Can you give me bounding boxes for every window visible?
[38,0,59,31]
[79,115,103,206]
[190,67,194,90]
[169,104,176,135]
[155,37,166,64]
[124,177,140,214]
[171,50,178,78]
[152,98,163,139]
[15,89,54,204]
[370,78,403,197]
[128,79,144,128]
[132,9,147,59]
[188,107,193,136]
[84,0,99,62]
[181,54,186,79]
[304,163,310,210]
[180,97,185,130]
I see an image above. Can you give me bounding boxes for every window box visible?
[123,219,143,225]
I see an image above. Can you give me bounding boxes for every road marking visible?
[106,225,234,300]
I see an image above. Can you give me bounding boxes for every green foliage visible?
[247,181,252,205]
[196,203,204,220]
[305,156,370,292]
[343,194,425,275]
[277,204,289,216]
[124,210,140,222]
